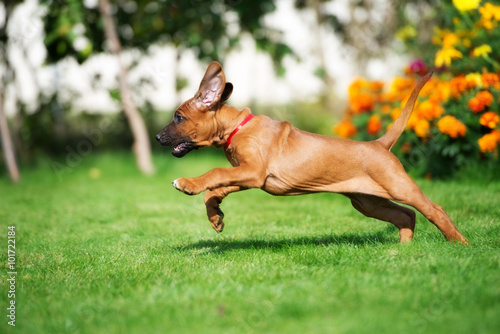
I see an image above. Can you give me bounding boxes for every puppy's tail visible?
[376,71,433,151]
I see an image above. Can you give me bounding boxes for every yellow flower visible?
[465,72,483,87]
[472,44,492,57]
[435,47,463,67]
[396,25,417,41]
[452,0,481,12]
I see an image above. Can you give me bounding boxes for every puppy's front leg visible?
[204,186,242,233]
[173,165,265,195]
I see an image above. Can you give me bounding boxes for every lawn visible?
[1,151,499,334]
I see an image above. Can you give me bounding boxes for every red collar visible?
[225,114,254,148]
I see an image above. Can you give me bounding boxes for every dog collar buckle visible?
[225,114,254,148]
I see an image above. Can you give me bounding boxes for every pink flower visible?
[408,59,428,75]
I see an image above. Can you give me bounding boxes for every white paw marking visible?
[172,179,180,190]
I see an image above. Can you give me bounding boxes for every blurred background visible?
[1,0,499,181]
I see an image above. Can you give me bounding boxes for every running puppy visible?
[156,62,468,244]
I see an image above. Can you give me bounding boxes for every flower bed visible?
[335,1,500,177]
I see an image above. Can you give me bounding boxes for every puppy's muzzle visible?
[155,132,173,147]
[155,133,197,158]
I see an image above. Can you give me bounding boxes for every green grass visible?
[1,151,499,334]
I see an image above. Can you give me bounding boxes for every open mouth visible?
[172,141,196,158]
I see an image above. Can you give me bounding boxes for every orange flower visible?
[479,3,500,30]
[416,100,445,121]
[479,112,500,129]
[335,120,357,139]
[468,91,493,113]
[391,77,416,93]
[350,92,375,113]
[478,130,500,153]
[414,119,430,138]
[380,91,399,103]
[420,80,435,98]
[438,115,466,138]
[349,78,372,96]
[480,2,500,21]
[381,105,392,114]
[468,97,485,113]
[367,115,382,135]
[476,90,494,107]
[481,73,500,88]
[428,81,452,103]
[450,76,468,98]
[370,81,385,92]
[442,33,459,47]
[348,78,378,113]
[391,108,401,121]
[406,113,419,130]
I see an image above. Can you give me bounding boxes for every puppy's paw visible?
[172,178,201,195]
[209,209,225,233]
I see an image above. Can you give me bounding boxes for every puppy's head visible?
[155,61,233,157]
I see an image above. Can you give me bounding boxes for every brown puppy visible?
[156,61,468,244]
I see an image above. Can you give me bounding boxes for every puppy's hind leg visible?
[346,194,416,243]
[400,192,468,244]
[374,170,468,244]
[204,186,242,233]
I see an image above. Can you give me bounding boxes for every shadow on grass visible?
[176,229,395,254]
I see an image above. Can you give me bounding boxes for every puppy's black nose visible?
[155,134,161,142]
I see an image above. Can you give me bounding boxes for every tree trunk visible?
[0,91,20,182]
[0,2,20,182]
[98,0,154,175]
[309,0,336,110]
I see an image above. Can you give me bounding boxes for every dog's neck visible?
[215,104,253,148]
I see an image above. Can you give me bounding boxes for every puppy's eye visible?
[174,114,186,124]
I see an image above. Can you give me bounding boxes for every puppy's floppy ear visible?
[195,61,227,109]
[221,82,233,102]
